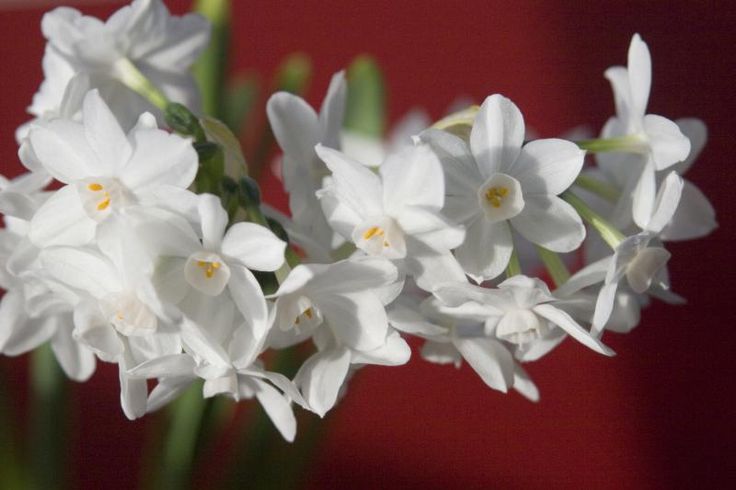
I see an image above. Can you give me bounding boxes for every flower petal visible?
[227,264,269,342]
[380,144,445,214]
[511,139,585,196]
[534,303,614,355]
[661,180,717,241]
[251,377,297,442]
[198,193,228,250]
[455,218,512,282]
[627,34,651,122]
[82,90,132,172]
[221,222,286,271]
[29,185,96,248]
[470,94,524,179]
[51,321,96,382]
[318,71,347,149]
[453,337,514,393]
[510,195,585,252]
[295,347,351,417]
[643,114,691,170]
[267,92,320,161]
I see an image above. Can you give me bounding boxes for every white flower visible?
[129,318,307,442]
[558,172,684,335]
[433,275,614,356]
[421,94,586,282]
[315,143,466,291]
[27,90,198,247]
[267,72,346,261]
[268,257,409,416]
[138,194,286,341]
[28,0,210,130]
[388,295,539,401]
[598,34,691,229]
[659,118,717,240]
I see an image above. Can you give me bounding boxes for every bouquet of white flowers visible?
[0,0,717,487]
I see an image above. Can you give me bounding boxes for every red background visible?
[1,1,735,488]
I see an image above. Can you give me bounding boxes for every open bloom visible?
[27,90,198,247]
[598,34,691,229]
[267,72,346,261]
[422,94,586,282]
[433,275,614,356]
[268,257,409,416]
[28,0,210,130]
[558,172,684,335]
[315,142,465,291]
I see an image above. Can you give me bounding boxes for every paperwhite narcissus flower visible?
[267,257,409,416]
[138,194,286,341]
[557,172,684,335]
[388,295,539,400]
[433,275,615,356]
[421,94,586,283]
[128,318,307,441]
[598,34,691,230]
[267,72,346,261]
[315,143,466,291]
[27,0,210,130]
[27,89,198,247]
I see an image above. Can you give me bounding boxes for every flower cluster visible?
[0,1,716,442]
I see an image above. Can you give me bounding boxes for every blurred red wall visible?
[1,1,735,488]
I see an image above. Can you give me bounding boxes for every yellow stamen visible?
[362,226,384,240]
[484,186,509,208]
[88,183,104,191]
[211,262,221,269]
[197,260,219,279]
[304,307,313,319]
[97,197,111,211]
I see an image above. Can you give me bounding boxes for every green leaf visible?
[345,55,386,137]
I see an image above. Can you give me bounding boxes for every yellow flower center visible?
[197,260,221,279]
[484,186,509,208]
[87,182,111,211]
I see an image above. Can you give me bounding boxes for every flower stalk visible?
[562,191,625,249]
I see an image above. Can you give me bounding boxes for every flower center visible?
[77,178,133,222]
[185,252,231,296]
[477,173,525,223]
[353,217,406,259]
[102,292,157,337]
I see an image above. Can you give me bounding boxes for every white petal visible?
[350,330,411,366]
[511,139,585,196]
[1,314,56,357]
[661,180,717,241]
[510,195,585,252]
[319,292,389,351]
[455,218,512,282]
[646,171,683,233]
[453,337,514,393]
[318,71,347,148]
[181,318,230,368]
[250,378,297,442]
[40,247,120,297]
[627,34,651,121]
[147,377,195,413]
[267,92,320,159]
[644,115,691,170]
[198,193,228,250]
[0,191,39,221]
[295,347,351,417]
[51,322,96,382]
[221,222,286,271]
[421,341,462,366]
[315,145,384,218]
[119,360,148,420]
[405,243,467,292]
[512,364,539,402]
[380,144,444,214]
[28,121,99,183]
[534,303,614,355]
[604,67,632,126]
[73,301,124,362]
[121,126,198,191]
[29,185,96,247]
[553,257,611,298]
[308,257,397,295]
[127,354,196,379]
[470,94,524,179]
[419,128,480,197]
[673,118,707,175]
[626,247,670,294]
[227,264,269,342]
[632,159,656,229]
[82,90,132,171]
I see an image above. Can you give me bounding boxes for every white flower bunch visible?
[0,1,716,443]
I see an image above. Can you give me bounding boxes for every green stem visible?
[573,174,620,203]
[505,245,521,278]
[193,0,231,118]
[0,363,25,489]
[156,383,208,490]
[574,134,647,153]
[535,246,570,288]
[562,191,625,249]
[114,58,169,111]
[29,344,67,490]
